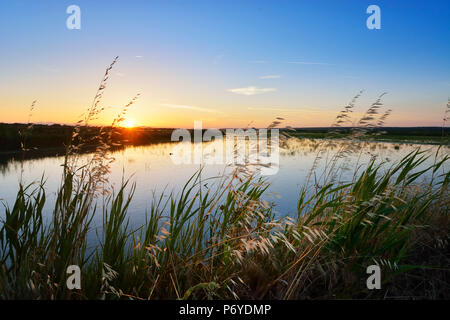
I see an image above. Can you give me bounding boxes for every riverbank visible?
[1,123,448,154]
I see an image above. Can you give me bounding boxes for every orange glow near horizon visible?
[1,2,448,131]
[1,89,447,129]
[122,119,137,128]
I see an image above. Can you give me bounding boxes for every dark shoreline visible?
[1,122,449,167]
[1,123,449,151]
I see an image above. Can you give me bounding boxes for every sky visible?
[0,0,449,128]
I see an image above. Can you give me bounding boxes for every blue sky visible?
[0,0,449,127]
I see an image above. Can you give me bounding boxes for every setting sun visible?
[122,119,136,128]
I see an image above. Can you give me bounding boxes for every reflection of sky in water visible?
[1,139,448,232]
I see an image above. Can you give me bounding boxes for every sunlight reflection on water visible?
[0,139,447,230]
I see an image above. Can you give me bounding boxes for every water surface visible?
[0,139,446,229]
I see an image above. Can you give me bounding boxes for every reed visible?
[1,144,448,299]
[0,60,449,300]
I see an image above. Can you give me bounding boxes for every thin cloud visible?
[135,55,144,58]
[228,86,277,96]
[287,61,333,65]
[260,75,281,79]
[161,103,223,114]
[213,54,225,65]
[36,64,60,73]
[248,107,298,112]
[248,106,333,112]
[249,60,267,64]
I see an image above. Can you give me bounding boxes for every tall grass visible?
[0,59,449,299]
[1,147,448,299]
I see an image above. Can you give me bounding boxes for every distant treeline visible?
[287,126,450,143]
[0,123,448,153]
[0,123,176,152]
[290,126,449,136]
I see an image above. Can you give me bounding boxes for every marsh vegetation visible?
[1,60,449,300]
